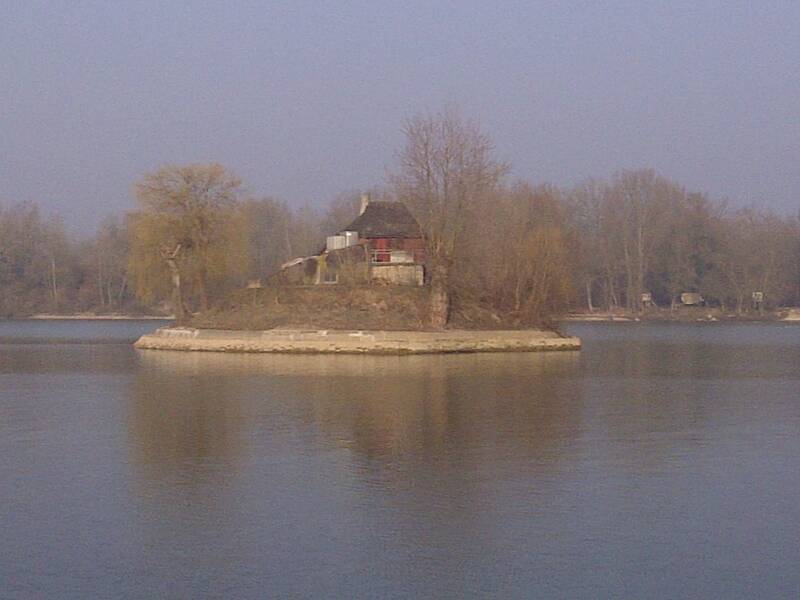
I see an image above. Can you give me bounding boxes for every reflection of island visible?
[288,351,584,560]
[133,350,583,469]
[300,354,584,467]
[129,363,246,482]
[129,350,584,575]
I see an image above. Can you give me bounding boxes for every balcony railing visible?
[370,249,425,264]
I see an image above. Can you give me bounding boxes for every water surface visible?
[1,321,798,598]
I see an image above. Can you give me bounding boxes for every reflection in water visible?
[135,347,581,379]
[0,342,135,375]
[128,350,586,597]
[133,350,584,468]
[4,322,800,598]
[130,370,245,481]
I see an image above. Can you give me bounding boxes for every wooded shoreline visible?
[3,128,798,324]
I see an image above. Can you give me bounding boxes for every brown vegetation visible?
[1,108,798,322]
[192,286,431,331]
[391,107,508,327]
[190,285,558,331]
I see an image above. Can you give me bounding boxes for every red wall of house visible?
[366,238,426,262]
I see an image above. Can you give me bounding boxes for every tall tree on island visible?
[129,163,247,323]
[391,107,507,328]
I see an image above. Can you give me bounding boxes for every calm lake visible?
[1,320,799,598]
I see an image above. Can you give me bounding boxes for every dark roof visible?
[341,201,423,239]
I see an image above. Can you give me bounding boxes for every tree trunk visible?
[196,265,209,313]
[514,276,523,312]
[429,264,449,329]
[97,253,105,307]
[117,274,128,308]
[585,279,594,313]
[50,258,59,311]
[623,241,635,311]
[635,223,646,314]
[166,258,186,324]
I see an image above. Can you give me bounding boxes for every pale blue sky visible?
[2,1,798,231]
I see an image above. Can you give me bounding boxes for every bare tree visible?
[92,216,130,310]
[605,170,676,312]
[391,107,507,327]
[565,180,607,312]
[499,185,572,319]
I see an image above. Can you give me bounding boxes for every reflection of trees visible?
[132,350,583,475]
[0,342,133,375]
[296,351,584,564]
[129,360,245,484]
[130,349,583,571]
[130,350,584,508]
[303,353,585,470]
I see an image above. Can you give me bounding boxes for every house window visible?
[323,271,338,284]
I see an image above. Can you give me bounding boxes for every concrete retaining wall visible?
[370,264,424,286]
[134,327,581,355]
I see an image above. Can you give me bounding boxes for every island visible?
[134,327,580,354]
[134,196,580,355]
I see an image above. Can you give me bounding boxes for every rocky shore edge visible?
[134,327,581,355]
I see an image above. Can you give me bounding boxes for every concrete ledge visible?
[134,327,581,355]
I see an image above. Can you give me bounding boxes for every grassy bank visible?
[190,285,559,332]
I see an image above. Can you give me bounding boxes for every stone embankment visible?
[134,327,581,355]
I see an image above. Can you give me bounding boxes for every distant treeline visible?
[2,174,797,319]
[0,197,315,317]
[2,114,798,321]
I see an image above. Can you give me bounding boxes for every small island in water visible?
[134,327,580,355]
[135,195,580,355]
[134,286,580,354]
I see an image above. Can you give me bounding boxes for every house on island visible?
[276,194,426,286]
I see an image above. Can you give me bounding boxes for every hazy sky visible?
[2,1,798,231]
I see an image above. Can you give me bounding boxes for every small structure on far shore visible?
[752,291,764,312]
[680,292,704,306]
[277,194,426,286]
